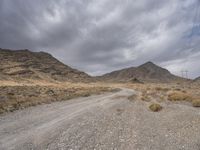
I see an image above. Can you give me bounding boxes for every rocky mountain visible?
[0,48,91,82]
[98,62,184,83]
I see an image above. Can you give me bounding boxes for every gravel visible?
[0,88,200,150]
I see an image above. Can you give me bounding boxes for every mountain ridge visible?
[98,61,185,83]
[0,48,190,83]
[0,48,91,82]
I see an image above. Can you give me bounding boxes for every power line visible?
[181,70,189,79]
[185,70,188,79]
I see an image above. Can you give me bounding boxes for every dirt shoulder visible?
[0,81,118,114]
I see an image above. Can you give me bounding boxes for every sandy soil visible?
[0,88,200,150]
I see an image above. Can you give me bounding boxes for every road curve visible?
[1,88,200,150]
[0,88,135,150]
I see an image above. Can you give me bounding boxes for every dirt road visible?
[0,88,200,150]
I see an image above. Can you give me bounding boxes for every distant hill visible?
[0,48,91,82]
[194,77,200,83]
[98,62,184,83]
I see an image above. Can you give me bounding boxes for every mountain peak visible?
[99,61,183,83]
[144,61,154,65]
[138,61,158,68]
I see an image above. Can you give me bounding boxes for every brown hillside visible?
[0,48,91,82]
[98,62,185,83]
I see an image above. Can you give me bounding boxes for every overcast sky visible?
[0,0,200,78]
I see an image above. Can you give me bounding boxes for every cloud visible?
[0,0,199,78]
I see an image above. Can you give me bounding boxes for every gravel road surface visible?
[0,88,200,150]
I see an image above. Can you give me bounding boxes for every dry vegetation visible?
[124,82,200,111]
[149,103,162,112]
[0,80,117,114]
[1,79,200,114]
[168,91,192,102]
[192,99,200,107]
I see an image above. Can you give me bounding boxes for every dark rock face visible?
[0,49,91,82]
[130,78,144,84]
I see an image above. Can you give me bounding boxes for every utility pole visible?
[185,70,188,79]
[181,70,184,78]
[181,70,189,79]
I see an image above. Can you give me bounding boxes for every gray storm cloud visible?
[0,0,200,78]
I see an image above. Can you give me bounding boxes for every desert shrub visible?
[182,90,187,93]
[0,109,4,114]
[131,78,143,84]
[192,100,200,107]
[155,87,169,92]
[140,90,151,102]
[82,93,91,97]
[157,95,165,102]
[168,91,193,102]
[0,105,5,114]
[7,92,15,96]
[155,87,162,91]
[146,87,151,90]
[149,103,162,112]
[45,89,56,96]
[12,103,19,109]
[141,95,150,102]
[174,88,182,91]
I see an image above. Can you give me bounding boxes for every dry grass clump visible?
[155,87,170,92]
[125,83,171,102]
[140,87,168,102]
[149,103,162,112]
[125,82,200,108]
[192,99,200,107]
[168,91,193,102]
[140,89,153,102]
[141,94,150,102]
